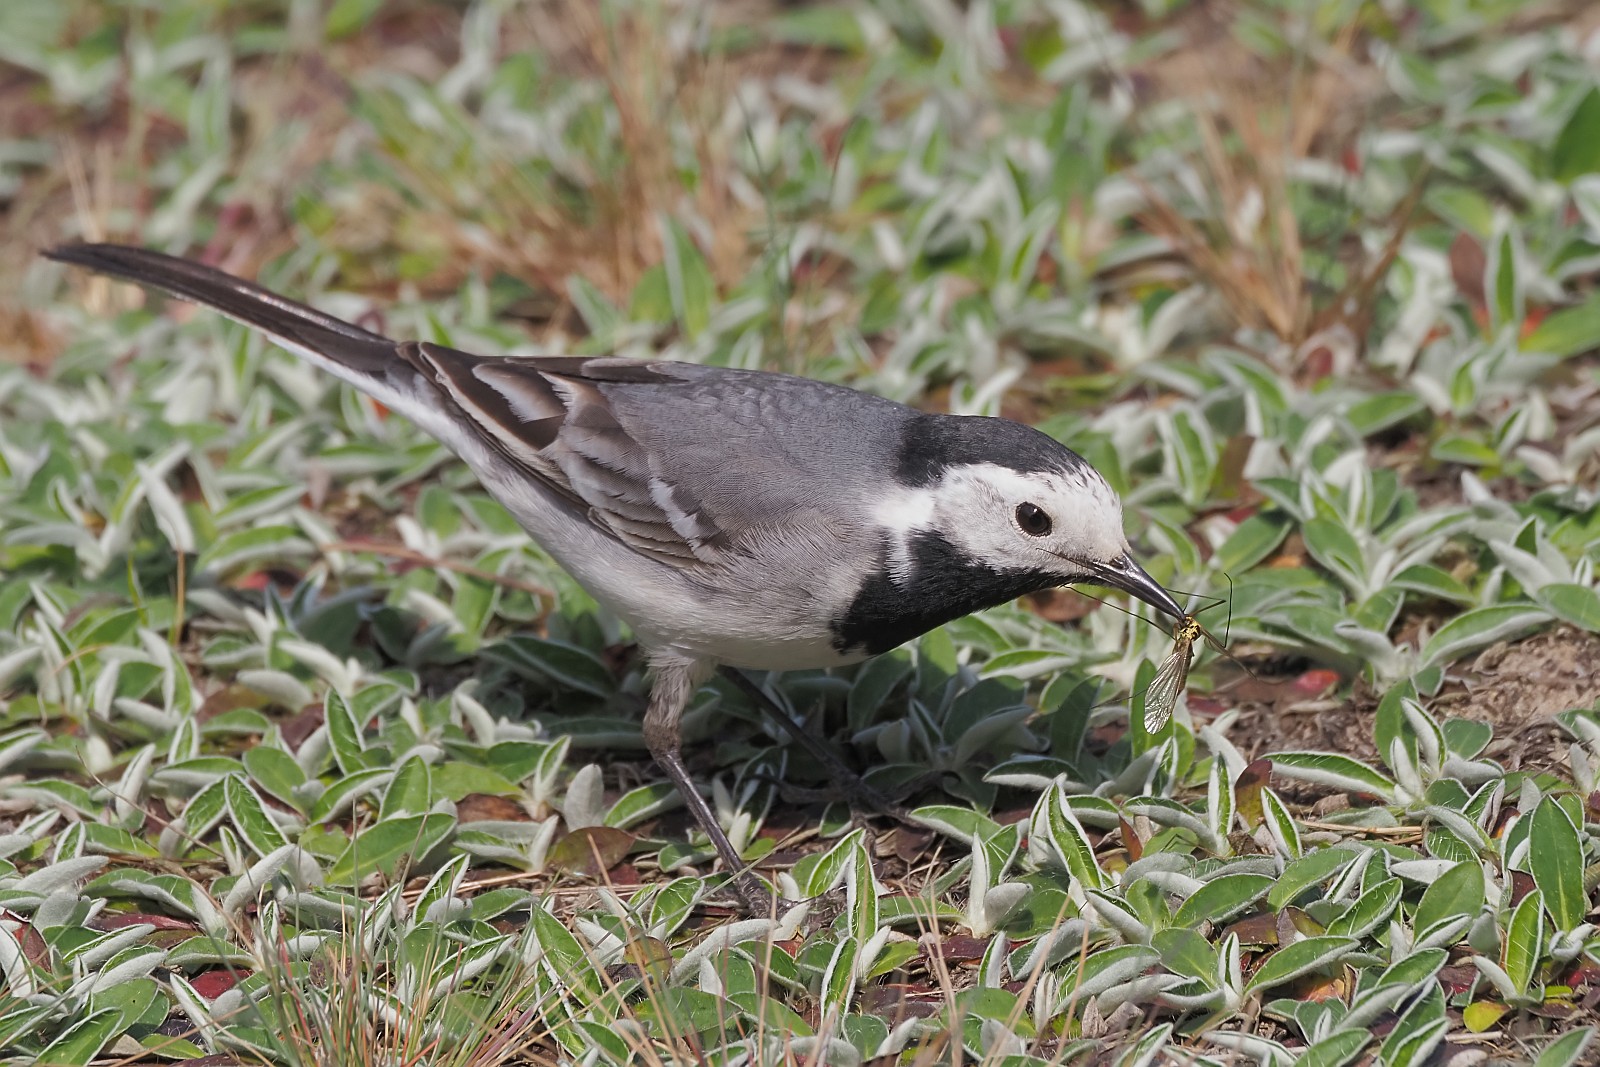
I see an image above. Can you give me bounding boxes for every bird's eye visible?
[1015,502,1053,537]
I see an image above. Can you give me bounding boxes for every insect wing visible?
[1143,619,1199,732]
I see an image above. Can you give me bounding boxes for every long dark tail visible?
[44,243,408,388]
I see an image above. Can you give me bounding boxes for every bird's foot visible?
[702,870,800,917]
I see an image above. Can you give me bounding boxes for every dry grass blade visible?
[1131,8,1414,351]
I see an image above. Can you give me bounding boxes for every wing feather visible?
[412,342,728,568]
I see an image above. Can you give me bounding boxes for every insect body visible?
[1143,613,1204,732]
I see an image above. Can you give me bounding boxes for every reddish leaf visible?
[1235,759,1271,827]
[1294,670,1340,696]
[860,984,943,1019]
[927,935,988,962]
[1439,963,1479,995]
[1222,912,1280,947]
[457,794,532,823]
[1120,816,1144,864]
[1508,870,1535,905]
[890,828,936,863]
[547,826,635,878]
[190,969,249,999]
[279,703,325,751]
[4,921,47,967]
[1520,306,1549,341]
[1449,233,1487,310]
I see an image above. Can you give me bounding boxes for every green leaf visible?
[603,782,681,829]
[225,776,288,857]
[1244,936,1358,994]
[1266,752,1396,799]
[1153,927,1220,987]
[1431,435,1500,466]
[380,755,434,820]
[648,878,702,938]
[241,745,306,811]
[1441,717,1494,759]
[1260,788,1302,859]
[1420,606,1552,669]
[430,762,519,800]
[1301,518,1366,592]
[1327,876,1401,938]
[1267,849,1355,909]
[1535,583,1600,632]
[324,688,368,775]
[1535,1027,1595,1067]
[1391,564,1473,604]
[1552,87,1600,183]
[1063,944,1159,1000]
[1413,861,1483,938]
[325,0,385,38]
[34,1008,123,1067]
[1029,784,1106,890]
[802,828,866,898]
[1215,513,1292,574]
[848,650,913,730]
[529,905,603,1000]
[1297,1028,1371,1067]
[819,936,858,1013]
[1346,392,1426,437]
[1378,982,1448,1067]
[1489,227,1520,330]
[196,525,313,574]
[1528,799,1587,932]
[308,767,392,823]
[1503,888,1546,992]
[325,813,455,886]
[452,550,506,639]
[1523,294,1600,359]
[659,216,715,338]
[1376,947,1449,991]
[773,3,868,50]
[1208,756,1234,844]
[1172,873,1274,929]
[909,805,1001,845]
[847,835,879,952]
[487,636,615,698]
[567,275,621,337]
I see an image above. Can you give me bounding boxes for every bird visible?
[45,243,1186,910]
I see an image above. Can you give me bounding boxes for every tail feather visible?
[44,243,404,385]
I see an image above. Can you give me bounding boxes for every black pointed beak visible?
[1083,553,1185,620]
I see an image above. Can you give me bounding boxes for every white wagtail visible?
[46,243,1185,908]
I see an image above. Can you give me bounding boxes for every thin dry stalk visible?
[371,1,753,325]
[1133,7,1415,352]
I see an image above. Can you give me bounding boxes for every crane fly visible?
[1143,613,1209,732]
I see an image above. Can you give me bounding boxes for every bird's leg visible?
[645,656,776,913]
[718,667,905,818]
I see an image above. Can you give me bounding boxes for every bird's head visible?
[879,415,1184,620]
